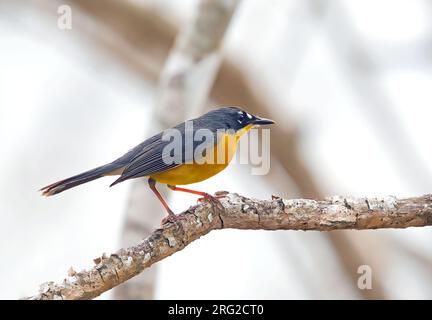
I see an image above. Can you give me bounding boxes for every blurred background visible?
[1,0,432,299]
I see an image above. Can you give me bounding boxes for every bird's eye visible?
[237,111,253,124]
[237,111,245,124]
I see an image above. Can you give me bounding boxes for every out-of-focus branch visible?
[26,193,432,300]
[155,0,240,125]
[318,0,432,191]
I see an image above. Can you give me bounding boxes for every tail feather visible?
[40,163,124,196]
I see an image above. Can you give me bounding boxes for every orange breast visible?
[150,127,252,185]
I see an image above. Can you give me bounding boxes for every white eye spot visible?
[246,113,252,119]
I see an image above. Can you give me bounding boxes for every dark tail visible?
[40,162,124,196]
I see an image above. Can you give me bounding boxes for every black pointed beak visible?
[252,117,275,125]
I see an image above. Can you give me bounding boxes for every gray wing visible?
[110,121,217,186]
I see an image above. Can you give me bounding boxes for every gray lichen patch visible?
[165,235,177,247]
[207,212,213,222]
[40,281,55,293]
[283,199,319,210]
[367,196,398,212]
[143,253,151,262]
[225,193,244,207]
[383,195,397,210]
[64,275,78,286]
[194,216,203,227]
[124,256,133,266]
[343,197,369,211]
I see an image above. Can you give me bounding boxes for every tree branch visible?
[25,193,432,300]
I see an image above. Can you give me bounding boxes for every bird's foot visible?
[161,213,186,225]
[197,192,226,204]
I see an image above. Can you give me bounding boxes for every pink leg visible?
[148,178,185,224]
[167,185,226,204]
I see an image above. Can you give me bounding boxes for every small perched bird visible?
[40,106,274,223]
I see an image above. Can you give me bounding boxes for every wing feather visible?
[110,123,218,186]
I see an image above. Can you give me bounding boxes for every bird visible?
[40,106,275,224]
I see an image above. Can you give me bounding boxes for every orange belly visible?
[150,162,229,185]
[150,127,252,185]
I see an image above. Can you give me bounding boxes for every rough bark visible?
[25,193,432,300]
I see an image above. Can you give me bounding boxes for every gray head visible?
[196,106,275,132]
